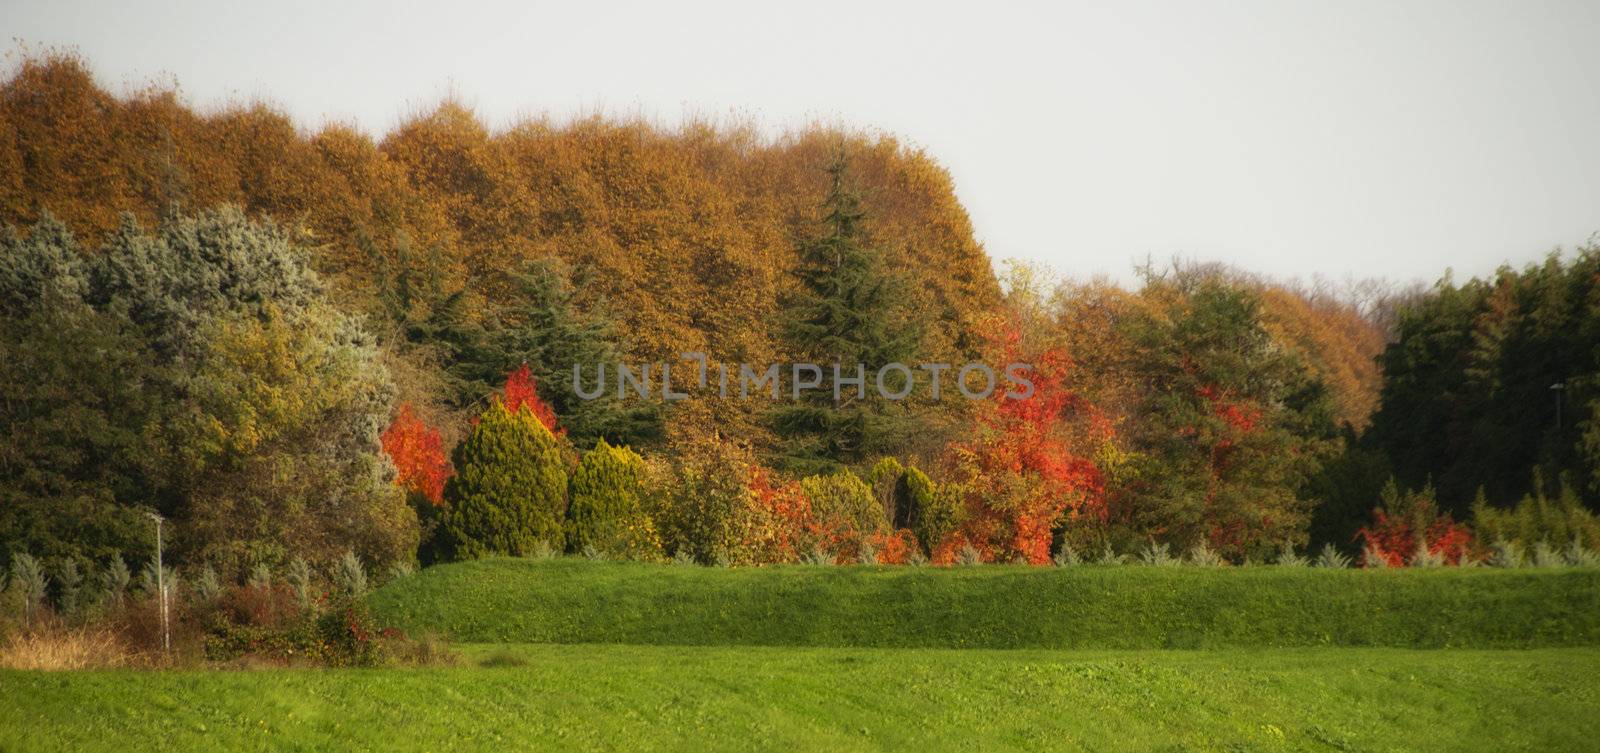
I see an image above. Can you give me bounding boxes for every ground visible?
[2,645,1597,752]
[4,560,1599,752]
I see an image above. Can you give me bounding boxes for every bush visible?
[565,440,662,560]
[1357,481,1474,566]
[437,400,569,560]
[334,551,368,600]
[1315,543,1350,568]
[10,553,46,626]
[902,467,962,557]
[202,599,395,668]
[1473,481,1600,553]
[799,470,888,556]
[1139,540,1178,567]
[1053,541,1082,567]
[654,437,761,565]
[101,555,130,610]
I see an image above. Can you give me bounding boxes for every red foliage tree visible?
[380,403,453,505]
[746,466,812,563]
[1356,483,1475,566]
[946,322,1108,564]
[503,363,563,435]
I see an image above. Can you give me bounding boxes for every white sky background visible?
[7,0,1600,287]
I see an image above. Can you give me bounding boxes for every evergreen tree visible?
[437,401,568,559]
[773,156,924,475]
[565,439,659,558]
[497,258,662,448]
[1366,247,1600,514]
[0,209,414,569]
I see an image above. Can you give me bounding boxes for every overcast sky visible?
[8,0,1599,286]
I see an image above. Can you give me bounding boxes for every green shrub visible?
[286,557,314,610]
[438,401,569,560]
[800,470,888,541]
[1489,539,1526,568]
[1533,540,1565,568]
[202,599,393,668]
[1473,482,1600,553]
[192,565,222,604]
[386,561,416,583]
[868,457,905,524]
[1186,542,1224,567]
[653,438,758,565]
[1566,538,1600,567]
[1315,543,1350,568]
[1139,540,1178,566]
[1275,544,1309,567]
[101,555,130,610]
[335,551,368,600]
[565,440,661,560]
[52,559,83,617]
[902,467,961,556]
[10,553,46,625]
[248,563,272,590]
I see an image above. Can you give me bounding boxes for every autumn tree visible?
[0,209,416,571]
[1112,276,1338,560]
[944,324,1106,564]
[381,403,453,505]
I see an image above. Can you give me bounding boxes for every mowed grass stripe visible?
[2,646,1597,752]
[367,559,1600,648]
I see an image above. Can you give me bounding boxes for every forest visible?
[2,51,1599,586]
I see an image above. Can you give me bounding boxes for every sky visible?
[7,0,1600,287]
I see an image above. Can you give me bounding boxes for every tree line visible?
[1,52,1596,578]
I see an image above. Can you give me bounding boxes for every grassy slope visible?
[368,558,1600,648]
[2,646,1596,752]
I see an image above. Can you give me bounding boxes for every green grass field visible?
[368,558,1600,648]
[6,560,1600,751]
[3,645,1598,752]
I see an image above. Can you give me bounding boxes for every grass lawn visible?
[368,558,1600,648]
[2,645,1597,752]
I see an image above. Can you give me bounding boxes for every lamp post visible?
[145,511,169,654]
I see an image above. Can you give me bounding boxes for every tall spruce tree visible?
[773,156,924,475]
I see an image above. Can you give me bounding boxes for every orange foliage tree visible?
[380,404,454,505]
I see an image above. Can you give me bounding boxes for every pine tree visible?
[437,400,568,559]
[773,156,924,475]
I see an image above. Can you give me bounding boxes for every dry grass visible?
[0,627,129,671]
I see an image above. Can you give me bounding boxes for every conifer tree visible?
[437,401,568,559]
[565,439,659,558]
[497,258,661,448]
[773,156,924,475]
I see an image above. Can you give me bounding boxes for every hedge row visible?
[368,558,1600,649]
